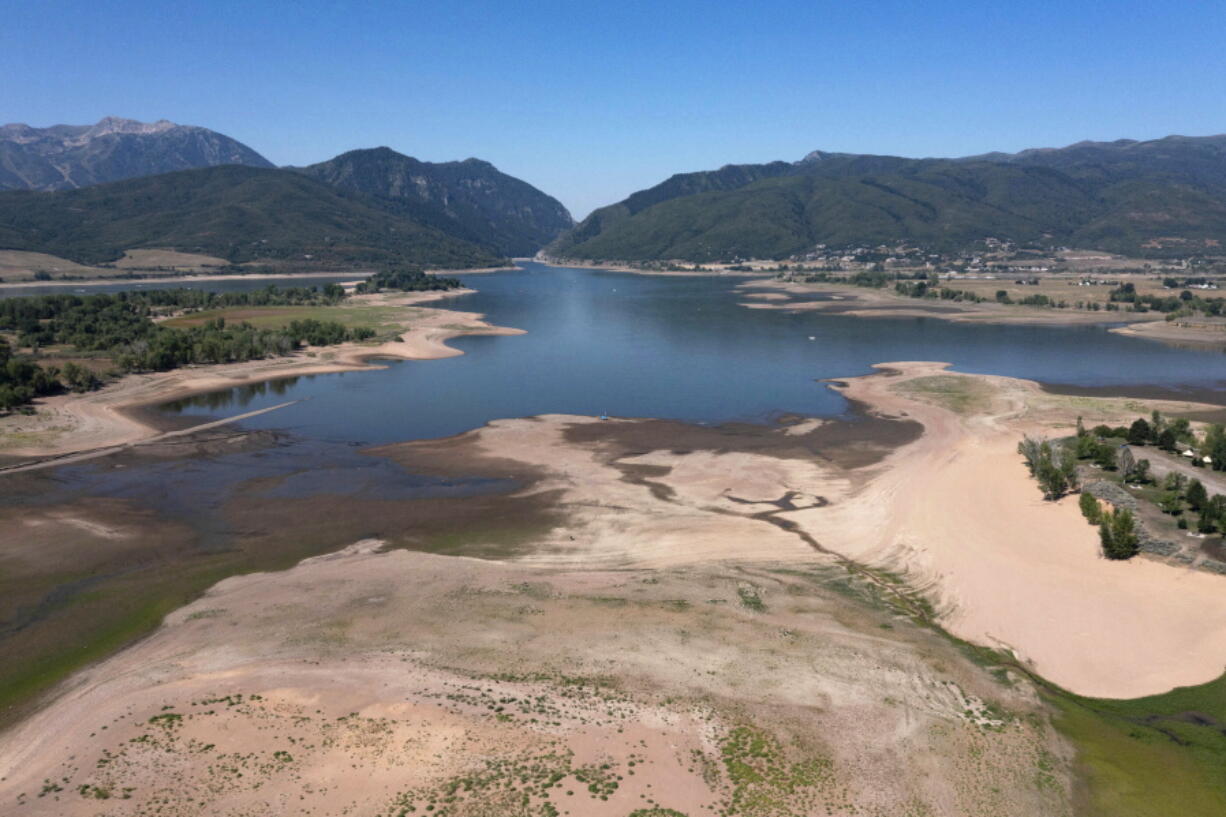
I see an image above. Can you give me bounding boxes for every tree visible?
[1157,428,1177,451]
[1187,478,1208,512]
[1079,492,1101,524]
[1100,509,1140,560]
[1158,491,1183,515]
[1018,437,1042,475]
[60,361,100,392]
[1059,445,1080,491]
[1127,458,1151,484]
[1127,418,1151,445]
[1075,433,1098,459]
[1206,425,1226,471]
[1118,446,1136,479]
[1036,458,1069,500]
[1093,443,1117,471]
[1208,495,1226,532]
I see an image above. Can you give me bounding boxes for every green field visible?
[162,303,411,340]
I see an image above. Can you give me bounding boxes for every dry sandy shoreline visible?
[0,264,522,290]
[535,257,771,277]
[6,361,1226,812]
[737,277,1226,348]
[0,288,524,460]
[0,269,371,290]
[739,277,1171,328]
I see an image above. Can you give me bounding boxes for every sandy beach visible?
[816,364,1226,697]
[732,278,1226,343]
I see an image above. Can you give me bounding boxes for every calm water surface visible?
[7,262,1226,520]
[155,261,1226,443]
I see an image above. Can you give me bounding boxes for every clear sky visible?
[4,0,1225,218]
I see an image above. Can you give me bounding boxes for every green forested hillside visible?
[0,165,507,268]
[549,135,1226,261]
[297,147,572,257]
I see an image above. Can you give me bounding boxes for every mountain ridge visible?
[0,164,506,269]
[295,147,572,257]
[547,134,1226,261]
[0,117,274,192]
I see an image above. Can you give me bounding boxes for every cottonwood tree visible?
[1018,436,1077,499]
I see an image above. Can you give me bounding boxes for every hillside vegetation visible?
[549,135,1226,262]
[298,147,572,257]
[0,165,507,268]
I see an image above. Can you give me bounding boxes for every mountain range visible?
[547,135,1226,261]
[0,117,274,191]
[0,118,573,268]
[0,165,508,268]
[5,118,1226,268]
[296,148,572,258]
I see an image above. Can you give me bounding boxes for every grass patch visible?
[894,374,993,415]
[162,304,403,340]
[1044,674,1226,816]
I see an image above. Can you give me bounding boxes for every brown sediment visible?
[17,362,1226,811]
[0,427,564,728]
[0,548,1072,817]
[560,406,921,471]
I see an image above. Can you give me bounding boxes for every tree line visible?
[793,269,1226,318]
[354,268,462,293]
[1015,433,1141,561]
[0,268,461,412]
[0,284,374,412]
[1022,410,1226,560]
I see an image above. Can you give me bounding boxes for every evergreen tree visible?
[1127,418,1151,445]
[1187,478,1208,512]
[1100,509,1140,559]
[1079,491,1101,524]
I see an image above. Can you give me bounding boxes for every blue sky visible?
[4,0,1225,218]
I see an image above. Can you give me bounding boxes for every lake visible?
[152,261,1226,444]
[6,261,1226,520]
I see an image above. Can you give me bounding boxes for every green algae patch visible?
[1045,673,1226,817]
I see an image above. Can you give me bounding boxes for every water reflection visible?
[162,376,306,412]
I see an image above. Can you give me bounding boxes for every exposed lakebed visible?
[5,261,1226,719]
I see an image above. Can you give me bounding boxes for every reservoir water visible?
[7,261,1226,518]
[151,261,1226,444]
